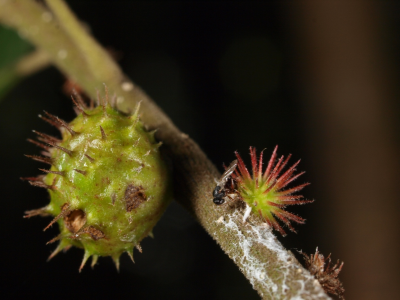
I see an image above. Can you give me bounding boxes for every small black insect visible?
[212,159,238,205]
[213,186,225,205]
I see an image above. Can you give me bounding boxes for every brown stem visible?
[0,0,329,298]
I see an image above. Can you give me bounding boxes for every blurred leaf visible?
[0,25,33,68]
[0,24,33,102]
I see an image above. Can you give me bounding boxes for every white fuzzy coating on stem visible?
[242,203,252,223]
[217,210,331,300]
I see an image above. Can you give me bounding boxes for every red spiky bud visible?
[233,146,313,236]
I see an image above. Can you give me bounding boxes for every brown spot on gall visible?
[124,184,147,212]
[81,226,105,240]
[64,209,86,233]
[112,193,116,205]
[102,177,111,185]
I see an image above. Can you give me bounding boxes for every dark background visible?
[1,1,399,299]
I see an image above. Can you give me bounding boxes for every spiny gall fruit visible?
[23,91,172,271]
[232,146,313,236]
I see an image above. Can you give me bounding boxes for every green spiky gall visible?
[24,94,172,271]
